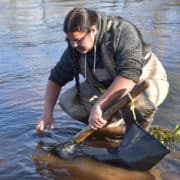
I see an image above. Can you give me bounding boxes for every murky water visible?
[0,0,179,179]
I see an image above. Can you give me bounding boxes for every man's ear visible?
[91,25,97,35]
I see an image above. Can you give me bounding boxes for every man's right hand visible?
[36,116,54,133]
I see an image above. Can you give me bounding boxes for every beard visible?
[76,46,87,54]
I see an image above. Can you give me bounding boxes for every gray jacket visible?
[49,13,152,88]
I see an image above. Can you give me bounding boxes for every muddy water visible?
[0,0,179,179]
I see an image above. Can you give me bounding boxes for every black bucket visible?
[93,123,170,171]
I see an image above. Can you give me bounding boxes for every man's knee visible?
[121,92,157,131]
[134,109,155,131]
[59,87,90,123]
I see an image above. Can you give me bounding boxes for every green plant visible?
[150,125,180,145]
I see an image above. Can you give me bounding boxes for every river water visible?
[0,0,179,179]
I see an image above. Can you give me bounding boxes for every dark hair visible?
[63,8,99,33]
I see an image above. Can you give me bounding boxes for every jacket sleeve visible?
[48,48,74,86]
[115,21,145,82]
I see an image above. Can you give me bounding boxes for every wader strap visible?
[100,19,116,80]
[100,36,116,79]
[73,49,81,95]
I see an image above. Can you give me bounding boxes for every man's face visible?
[66,26,97,54]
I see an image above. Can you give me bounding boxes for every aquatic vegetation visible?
[150,125,180,145]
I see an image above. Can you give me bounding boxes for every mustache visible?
[76,47,86,52]
[76,46,85,50]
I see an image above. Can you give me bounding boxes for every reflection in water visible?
[33,142,180,180]
[0,0,179,179]
[33,142,155,180]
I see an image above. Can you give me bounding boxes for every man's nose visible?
[71,41,78,48]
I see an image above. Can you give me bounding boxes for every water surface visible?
[0,0,179,179]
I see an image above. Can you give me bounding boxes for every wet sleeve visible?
[116,23,144,82]
[48,49,74,86]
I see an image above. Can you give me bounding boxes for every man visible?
[36,8,169,139]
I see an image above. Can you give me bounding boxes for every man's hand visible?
[88,77,135,129]
[36,115,54,133]
[36,80,61,133]
[88,104,107,129]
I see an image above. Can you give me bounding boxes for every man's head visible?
[64,8,98,54]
